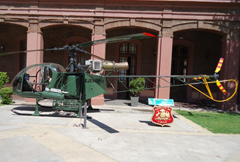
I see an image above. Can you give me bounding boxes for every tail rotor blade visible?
[215,58,224,73]
[216,80,227,95]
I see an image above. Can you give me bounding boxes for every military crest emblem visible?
[152,106,174,126]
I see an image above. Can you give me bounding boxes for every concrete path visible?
[0,103,240,162]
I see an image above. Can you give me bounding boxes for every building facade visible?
[0,0,239,110]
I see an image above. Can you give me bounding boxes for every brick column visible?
[91,35,106,60]
[155,19,173,99]
[90,20,106,105]
[155,36,173,99]
[218,32,240,111]
[25,21,44,102]
[26,22,43,67]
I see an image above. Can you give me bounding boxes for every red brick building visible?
[0,0,239,110]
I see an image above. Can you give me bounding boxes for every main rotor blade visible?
[0,47,65,57]
[0,49,43,56]
[76,33,156,48]
[0,46,105,60]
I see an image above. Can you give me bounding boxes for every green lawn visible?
[175,110,240,134]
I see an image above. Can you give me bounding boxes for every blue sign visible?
[148,98,174,106]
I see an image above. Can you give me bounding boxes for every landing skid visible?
[11,107,79,118]
[11,105,93,119]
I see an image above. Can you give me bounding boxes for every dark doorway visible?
[170,45,188,101]
[118,43,137,99]
[19,40,27,70]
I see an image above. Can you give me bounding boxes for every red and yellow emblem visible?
[152,106,174,126]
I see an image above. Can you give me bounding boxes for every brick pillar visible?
[26,21,43,66]
[218,33,240,111]
[26,32,44,66]
[91,35,106,60]
[25,22,44,102]
[91,18,106,105]
[155,36,173,99]
[90,34,106,105]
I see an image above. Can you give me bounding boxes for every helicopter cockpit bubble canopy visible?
[12,63,65,95]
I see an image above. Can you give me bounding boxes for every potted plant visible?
[129,77,145,107]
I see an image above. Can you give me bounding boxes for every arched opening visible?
[0,23,27,81]
[16,35,27,72]
[105,27,158,100]
[172,29,224,103]
[42,25,92,69]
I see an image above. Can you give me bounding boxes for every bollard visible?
[83,102,88,129]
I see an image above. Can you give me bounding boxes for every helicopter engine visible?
[85,60,129,73]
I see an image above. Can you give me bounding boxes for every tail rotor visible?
[189,57,237,102]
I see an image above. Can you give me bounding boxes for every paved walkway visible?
[0,100,240,162]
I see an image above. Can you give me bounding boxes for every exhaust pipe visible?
[102,61,129,71]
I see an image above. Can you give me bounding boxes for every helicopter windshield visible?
[12,76,22,92]
[50,63,66,73]
[12,63,65,92]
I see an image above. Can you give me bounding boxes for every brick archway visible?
[40,22,93,31]
[0,22,28,28]
[104,19,161,33]
[172,21,229,35]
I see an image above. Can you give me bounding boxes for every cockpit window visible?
[12,63,65,92]
[24,65,51,92]
[22,74,36,92]
[50,64,66,72]
[12,76,22,92]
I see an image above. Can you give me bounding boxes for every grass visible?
[175,110,240,134]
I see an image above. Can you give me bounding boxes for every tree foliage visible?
[0,87,13,104]
[0,72,12,104]
[0,72,9,89]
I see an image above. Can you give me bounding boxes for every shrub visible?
[129,77,145,97]
[0,87,13,104]
[0,72,9,89]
